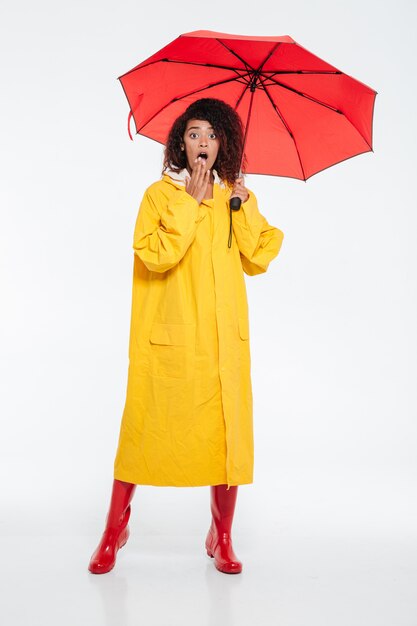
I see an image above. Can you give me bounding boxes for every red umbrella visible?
[118,30,377,181]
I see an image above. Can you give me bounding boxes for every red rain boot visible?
[205,484,242,574]
[88,479,136,574]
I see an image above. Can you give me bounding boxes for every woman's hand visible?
[231,177,249,204]
[185,157,211,205]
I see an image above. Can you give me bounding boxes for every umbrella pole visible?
[228,89,255,246]
[229,88,254,217]
[228,165,244,247]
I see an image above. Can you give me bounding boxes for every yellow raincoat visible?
[113,168,284,489]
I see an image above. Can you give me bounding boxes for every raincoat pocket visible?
[149,322,195,379]
[238,317,249,341]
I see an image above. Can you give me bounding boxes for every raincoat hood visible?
[162,166,227,190]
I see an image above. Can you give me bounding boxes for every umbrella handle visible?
[229,197,242,211]
[227,171,243,247]
[229,169,243,211]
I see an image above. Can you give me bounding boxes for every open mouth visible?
[198,152,208,160]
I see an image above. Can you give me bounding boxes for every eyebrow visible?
[187,126,214,130]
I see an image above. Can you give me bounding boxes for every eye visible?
[189,132,198,139]
[209,133,217,139]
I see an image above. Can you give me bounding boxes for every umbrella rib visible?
[234,75,252,110]
[214,40,281,81]
[136,72,253,133]
[161,59,250,74]
[259,72,372,149]
[118,58,250,80]
[118,59,161,78]
[262,73,342,113]
[256,42,282,72]
[267,69,342,76]
[215,39,255,73]
[258,74,306,180]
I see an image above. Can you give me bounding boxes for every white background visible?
[1,0,416,624]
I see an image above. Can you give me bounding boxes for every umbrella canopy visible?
[118,30,377,180]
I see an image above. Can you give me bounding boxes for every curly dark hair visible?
[162,98,247,187]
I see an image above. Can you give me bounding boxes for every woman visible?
[88,98,284,575]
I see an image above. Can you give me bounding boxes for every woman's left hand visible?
[231,177,249,204]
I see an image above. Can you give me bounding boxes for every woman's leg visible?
[88,479,137,574]
[205,484,242,574]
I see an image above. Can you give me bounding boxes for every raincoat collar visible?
[162,166,226,189]
[162,166,236,248]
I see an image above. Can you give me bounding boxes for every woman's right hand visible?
[185,157,211,205]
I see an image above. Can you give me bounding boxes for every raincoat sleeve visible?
[232,189,284,276]
[132,186,207,273]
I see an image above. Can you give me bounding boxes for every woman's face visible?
[181,118,220,176]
